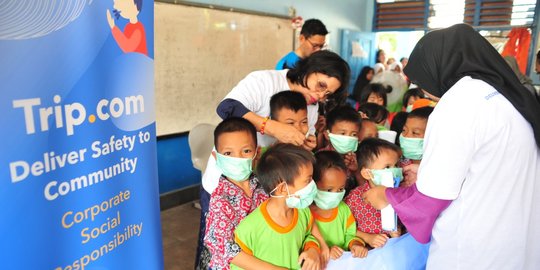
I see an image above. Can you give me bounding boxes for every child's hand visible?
[315,115,326,133]
[364,233,388,248]
[389,225,402,238]
[303,134,317,151]
[106,9,115,29]
[344,152,358,172]
[329,246,344,260]
[389,229,401,238]
[298,248,321,270]
[350,244,368,258]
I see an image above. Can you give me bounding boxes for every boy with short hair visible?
[232,144,321,270]
[345,138,403,248]
[203,117,271,270]
[269,91,317,151]
[399,107,434,187]
[358,118,378,143]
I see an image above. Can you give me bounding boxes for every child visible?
[319,106,361,192]
[399,107,434,187]
[345,138,403,248]
[402,88,424,112]
[358,83,391,107]
[106,0,148,56]
[232,144,321,270]
[270,91,317,152]
[390,111,408,145]
[357,118,378,143]
[358,102,389,130]
[203,117,270,270]
[310,151,368,259]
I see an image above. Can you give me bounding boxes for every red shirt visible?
[344,182,389,234]
[112,22,148,56]
[204,175,268,269]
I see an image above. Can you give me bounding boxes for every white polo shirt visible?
[416,76,540,269]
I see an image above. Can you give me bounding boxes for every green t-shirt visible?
[311,201,364,250]
[232,200,319,270]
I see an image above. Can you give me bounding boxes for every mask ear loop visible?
[269,181,290,198]
[366,169,376,189]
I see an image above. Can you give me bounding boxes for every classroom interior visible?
[155,1,540,269]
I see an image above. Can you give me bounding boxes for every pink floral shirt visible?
[204,175,268,270]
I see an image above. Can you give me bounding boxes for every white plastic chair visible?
[188,123,216,174]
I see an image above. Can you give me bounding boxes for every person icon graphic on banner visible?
[106,0,148,56]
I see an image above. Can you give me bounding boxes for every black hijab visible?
[404,24,540,147]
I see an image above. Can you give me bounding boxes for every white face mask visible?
[327,131,359,154]
[270,180,317,209]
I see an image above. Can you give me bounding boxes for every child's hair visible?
[300,19,329,38]
[326,106,362,131]
[361,118,378,128]
[357,137,401,170]
[270,91,307,119]
[257,143,316,193]
[133,0,143,12]
[287,51,350,103]
[402,88,424,107]
[390,112,409,144]
[408,106,434,121]
[313,151,347,182]
[213,117,257,149]
[358,102,389,124]
[360,83,392,106]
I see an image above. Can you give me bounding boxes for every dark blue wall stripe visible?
[156,134,201,194]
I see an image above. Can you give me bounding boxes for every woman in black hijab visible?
[363,24,540,270]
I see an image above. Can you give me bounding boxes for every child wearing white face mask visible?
[319,106,361,194]
[232,144,322,270]
[203,118,270,270]
[310,151,368,260]
[345,138,403,249]
[398,107,433,187]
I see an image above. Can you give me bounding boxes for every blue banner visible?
[0,1,162,269]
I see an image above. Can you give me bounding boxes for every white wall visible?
[177,0,374,55]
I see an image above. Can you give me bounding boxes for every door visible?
[340,29,376,96]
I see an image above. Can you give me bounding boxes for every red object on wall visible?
[501,27,531,74]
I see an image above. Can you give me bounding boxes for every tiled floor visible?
[161,201,201,270]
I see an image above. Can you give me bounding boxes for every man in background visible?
[275,18,328,70]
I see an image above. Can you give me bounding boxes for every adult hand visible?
[266,120,305,146]
[329,246,344,260]
[106,9,115,29]
[303,134,317,151]
[364,233,389,248]
[299,248,321,270]
[362,185,388,210]
[402,164,419,187]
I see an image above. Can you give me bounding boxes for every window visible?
[374,0,538,31]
